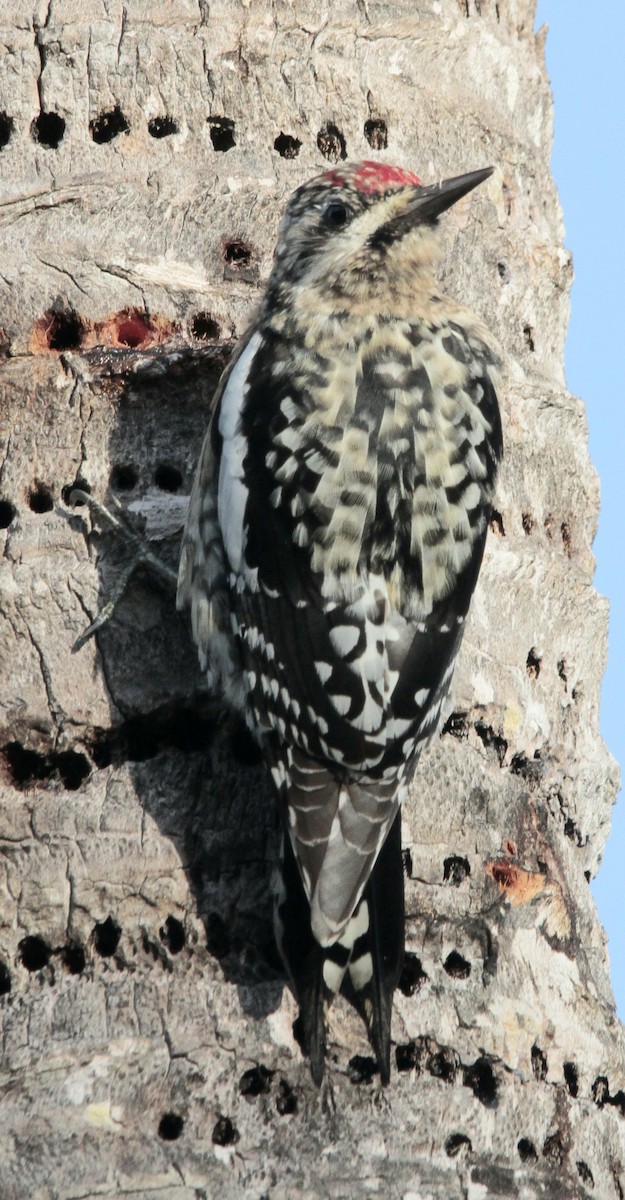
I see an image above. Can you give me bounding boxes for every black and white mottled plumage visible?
[178,161,502,1083]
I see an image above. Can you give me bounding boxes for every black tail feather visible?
[348,810,405,1083]
[276,832,328,1084]
[275,814,405,1085]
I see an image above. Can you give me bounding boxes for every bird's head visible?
[266,160,493,310]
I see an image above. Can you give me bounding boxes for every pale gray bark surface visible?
[0,2,622,1197]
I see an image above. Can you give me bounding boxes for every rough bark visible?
[0,1,622,1197]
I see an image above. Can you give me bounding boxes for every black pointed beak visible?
[408,167,494,222]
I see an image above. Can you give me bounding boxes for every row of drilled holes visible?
[491,508,573,556]
[0,108,387,157]
[0,464,184,534]
[0,912,183,993]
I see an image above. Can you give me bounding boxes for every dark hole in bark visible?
[60,943,86,974]
[239,1065,274,1098]
[577,1161,594,1186]
[526,648,541,679]
[561,520,572,555]
[443,856,470,886]
[443,951,471,979]
[32,111,66,148]
[28,483,54,513]
[517,1138,538,1163]
[276,1078,298,1115]
[564,1061,579,1097]
[18,935,50,971]
[445,1132,472,1158]
[62,478,91,506]
[160,915,185,955]
[510,753,543,783]
[317,122,347,162]
[56,750,90,790]
[592,1076,610,1108]
[110,464,138,492]
[497,262,510,281]
[0,500,16,528]
[364,118,388,149]
[542,1131,564,1167]
[442,711,469,738]
[44,307,84,351]
[0,112,14,149]
[208,116,235,151]
[398,952,427,997]
[522,511,534,534]
[212,1116,239,1146]
[402,847,413,877]
[93,916,121,958]
[464,1056,498,1106]
[116,310,151,347]
[148,115,178,138]
[395,1042,419,1072]
[224,240,252,266]
[429,1048,459,1085]
[90,106,129,144]
[158,1112,184,1140]
[490,509,505,535]
[474,721,507,766]
[154,464,182,493]
[274,132,302,158]
[523,324,535,351]
[348,1055,377,1084]
[191,312,220,341]
[531,1044,548,1081]
[0,961,11,995]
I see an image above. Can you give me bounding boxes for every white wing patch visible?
[217,331,263,577]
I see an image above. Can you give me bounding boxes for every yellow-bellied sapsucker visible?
[178,161,502,1084]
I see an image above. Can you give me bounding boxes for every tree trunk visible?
[0,2,622,1196]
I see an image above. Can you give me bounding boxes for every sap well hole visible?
[148,115,178,138]
[364,118,388,149]
[517,1138,538,1163]
[317,123,347,162]
[443,951,471,980]
[191,312,220,341]
[18,935,51,971]
[208,116,235,151]
[93,916,121,958]
[443,856,470,886]
[154,464,182,493]
[160,915,185,955]
[90,106,129,144]
[274,132,301,158]
[0,499,16,528]
[398,953,427,997]
[31,112,66,148]
[28,484,53,514]
[60,943,86,975]
[212,1116,239,1146]
[158,1112,184,1141]
[0,112,14,149]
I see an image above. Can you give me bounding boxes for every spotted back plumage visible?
[178,160,502,1082]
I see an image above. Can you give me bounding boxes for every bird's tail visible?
[275,811,405,1084]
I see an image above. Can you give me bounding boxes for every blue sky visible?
[536,1,624,1012]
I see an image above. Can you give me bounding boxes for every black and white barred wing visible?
[177,329,260,712]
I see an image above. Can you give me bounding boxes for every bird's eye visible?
[323,200,349,228]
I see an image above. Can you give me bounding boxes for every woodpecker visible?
[178,161,502,1084]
